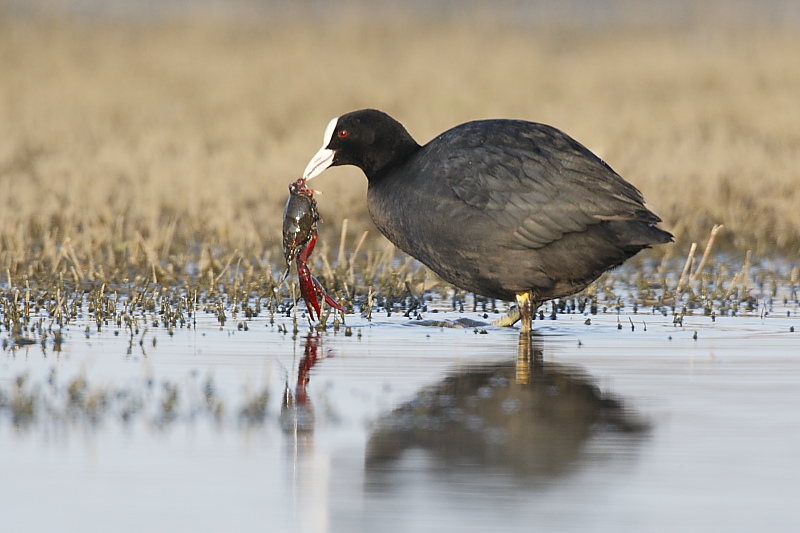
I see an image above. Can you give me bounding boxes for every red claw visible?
[297,261,344,320]
[296,234,343,319]
[297,262,321,320]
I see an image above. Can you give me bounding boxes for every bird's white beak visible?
[302,147,334,181]
[302,116,339,180]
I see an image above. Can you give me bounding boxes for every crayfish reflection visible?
[366,334,648,477]
[280,333,326,436]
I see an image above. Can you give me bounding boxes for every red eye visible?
[337,129,348,138]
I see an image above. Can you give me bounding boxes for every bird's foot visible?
[490,308,521,328]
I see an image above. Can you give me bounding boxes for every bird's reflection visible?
[281,331,647,481]
[365,333,647,477]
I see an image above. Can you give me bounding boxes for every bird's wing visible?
[441,123,660,249]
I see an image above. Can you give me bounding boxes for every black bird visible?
[302,109,672,330]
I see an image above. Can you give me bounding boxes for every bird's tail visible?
[606,220,674,248]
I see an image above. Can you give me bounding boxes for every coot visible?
[302,109,672,330]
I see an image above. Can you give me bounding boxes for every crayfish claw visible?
[297,267,322,320]
[319,285,345,313]
[297,261,343,320]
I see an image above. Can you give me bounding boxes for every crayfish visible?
[282,178,344,320]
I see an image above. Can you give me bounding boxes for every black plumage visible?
[303,109,672,327]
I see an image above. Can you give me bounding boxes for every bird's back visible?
[367,119,672,301]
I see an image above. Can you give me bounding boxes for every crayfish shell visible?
[282,182,319,266]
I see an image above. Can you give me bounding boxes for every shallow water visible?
[1,304,798,533]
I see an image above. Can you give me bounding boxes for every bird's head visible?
[302,109,420,182]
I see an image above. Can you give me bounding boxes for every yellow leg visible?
[489,292,537,330]
[490,307,521,328]
[515,291,536,333]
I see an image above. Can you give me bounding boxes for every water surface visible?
[1,306,798,532]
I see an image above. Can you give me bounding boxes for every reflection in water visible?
[281,333,330,533]
[281,332,322,437]
[365,334,647,477]
[282,332,650,531]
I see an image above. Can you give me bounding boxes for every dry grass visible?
[1,14,799,286]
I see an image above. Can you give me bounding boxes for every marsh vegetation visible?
[1,12,799,359]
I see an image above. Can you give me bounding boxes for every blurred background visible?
[2,0,799,271]
[6,0,800,26]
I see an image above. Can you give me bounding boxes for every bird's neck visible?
[363,133,421,182]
